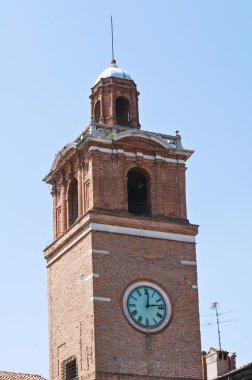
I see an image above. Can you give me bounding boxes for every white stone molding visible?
[90,223,195,243]
[88,146,185,165]
[180,260,197,266]
[84,273,99,282]
[89,249,110,255]
[90,296,111,302]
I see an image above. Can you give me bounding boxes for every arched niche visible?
[68,178,78,226]
[116,96,130,126]
[94,100,101,123]
[127,168,151,216]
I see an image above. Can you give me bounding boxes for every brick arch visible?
[127,166,151,216]
[122,163,153,183]
[115,96,130,126]
[93,99,101,123]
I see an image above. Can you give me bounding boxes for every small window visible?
[127,169,150,216]
[94,100,101,123]
[68,178,78,226]
[116,97,130,126]
[66,359,77,380]
[62,357,78,380]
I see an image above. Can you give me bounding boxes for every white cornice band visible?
[89,223,195,243]
[47,222,195,266]
[89,146,185,164]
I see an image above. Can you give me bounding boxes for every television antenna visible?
[211,302,222,349]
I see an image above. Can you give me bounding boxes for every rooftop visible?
[0,372,46,380]
[95,60,132,84]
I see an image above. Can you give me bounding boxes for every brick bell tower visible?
[44,59,203,380]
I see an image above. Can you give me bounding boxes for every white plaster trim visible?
[47,223,194,266]
[91,296,111,302]
[180,260,197,266]
[89,223,195,243]
[84,273,99,282]
[192,285,198,289]
[88,146,185,165]
[89,249,110,255]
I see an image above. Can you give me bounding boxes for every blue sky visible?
[0,1,251,378]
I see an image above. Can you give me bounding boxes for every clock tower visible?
[44,59,203,380]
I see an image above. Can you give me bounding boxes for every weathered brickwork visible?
[92,231,201,379]
[91,76,140,129]
[45,207,202,380]
[50,137,189,240]
[44,64,203,380]
[47,232,95,380]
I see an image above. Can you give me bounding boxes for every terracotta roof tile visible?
[0,371,47,380]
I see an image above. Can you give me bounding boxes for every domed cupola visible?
[95,60,133,84]
[90,59,140,129]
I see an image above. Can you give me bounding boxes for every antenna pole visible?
[111,15,115,64]
[211,302,222,349]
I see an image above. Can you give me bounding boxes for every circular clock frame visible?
[123,281,172,333]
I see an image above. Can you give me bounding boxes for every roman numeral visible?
[137,315,143,323]
[156,312,163,319]
[129,303,136,307]
[131,310,138,316]
[146,318,149,326]
[153,317,157,324]
[158,306,165,310]
[137,289,142,297]
[156,298,161,302]
[151,291,155,297]
[130,295,137,301]
[144,288,149,296]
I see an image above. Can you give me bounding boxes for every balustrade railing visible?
[128,201,150,216]
[75,120,183,150]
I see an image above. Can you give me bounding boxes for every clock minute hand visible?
[148,304,164,307]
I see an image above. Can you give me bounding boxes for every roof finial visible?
[110,15,116,66]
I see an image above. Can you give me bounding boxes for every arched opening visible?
[94,100,101,123]
[116,97,130,126]
[127,169,150,215]
[68,178,78,226]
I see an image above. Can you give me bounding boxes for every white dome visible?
[95,62,132,84]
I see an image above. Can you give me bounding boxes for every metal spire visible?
[110,15,116,65]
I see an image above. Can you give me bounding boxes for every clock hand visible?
[146,293,150,308]
[148,304,164,307]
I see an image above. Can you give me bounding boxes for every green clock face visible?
[123,281,172,333]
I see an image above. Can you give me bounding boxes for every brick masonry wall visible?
[45,130,202,380]
[91,230,202,379]
[91,77,140,128]
[47,233,96,380]
[90,145,187,220]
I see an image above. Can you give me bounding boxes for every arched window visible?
[68,178,78,226]
[94,100,101,123]
[116,97,130,126]
[127,169,150,215]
